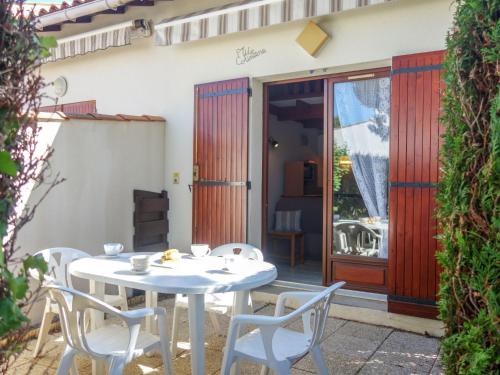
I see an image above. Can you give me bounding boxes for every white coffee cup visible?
[130,255,149,272]
[104,243,123,256]
[191,244,211,258]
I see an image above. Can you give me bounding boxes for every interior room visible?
[265,79,324,285]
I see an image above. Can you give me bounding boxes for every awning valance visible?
[155,0,392,46]
[44,19,151,63]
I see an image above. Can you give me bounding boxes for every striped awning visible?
[44,19,152,63]
[155,0,392,46]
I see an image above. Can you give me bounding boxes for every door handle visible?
[193,165,199,182]
[188,184,193,192]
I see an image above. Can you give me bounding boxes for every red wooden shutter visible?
[388,51,445,319]
[39,100,97,114]
[192,78,250,247]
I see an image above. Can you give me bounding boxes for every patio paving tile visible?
[294,350,365,374]
[174,348,224,375]
[369,331,440,374]
[220,360,316,375]
[335,320,393,342]
[6,300,441,375]
[286,317,347,338]
[359,360,425,374]
[320,332,383,360]
[429,349,444,375]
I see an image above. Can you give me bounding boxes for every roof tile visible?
[117,114,148,121]
[38,111,165,123]
[142,115,165,122]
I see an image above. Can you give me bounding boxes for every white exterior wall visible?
[17,119,165,255]
[40,0,453,252]
[18,118,165,322]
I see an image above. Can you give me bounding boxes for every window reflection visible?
[332,77,390,258]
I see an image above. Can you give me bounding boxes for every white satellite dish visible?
[53,76,68,97]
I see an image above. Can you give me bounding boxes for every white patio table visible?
[69,252,277,375]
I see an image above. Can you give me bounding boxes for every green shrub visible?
[0,1,59,372]
[436,1,499,374]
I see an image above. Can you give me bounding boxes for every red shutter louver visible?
[388,51,445,319]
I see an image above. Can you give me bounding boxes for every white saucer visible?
[99,254,120,259]
[130,269,149,275]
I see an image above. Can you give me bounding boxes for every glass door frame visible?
[323,67,391,293]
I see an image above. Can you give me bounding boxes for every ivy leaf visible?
[7,276,28,300]
[0,298,29,337]
[23,254,48,271]
[0,151,17,176]
[23,254,48,280]
[39,36,57,49]
[39,36,57,58]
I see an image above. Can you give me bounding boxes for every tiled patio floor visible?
[8,297,443,374]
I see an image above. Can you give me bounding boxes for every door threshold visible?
[270,279,387,302]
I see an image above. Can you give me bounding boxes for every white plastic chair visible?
[357,225,383,257]
[220,281,346,375]
[30,248,128,357]
[170,243,263,356]
[46,284,173,375]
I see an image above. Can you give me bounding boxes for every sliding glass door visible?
[324,69,391,292]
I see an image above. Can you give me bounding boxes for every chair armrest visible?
[230,314,284,328]
[275,291,318,317]
[121,306,166,320]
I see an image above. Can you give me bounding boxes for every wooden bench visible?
[268,231,305,267]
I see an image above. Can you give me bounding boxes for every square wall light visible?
[296,21,329,57]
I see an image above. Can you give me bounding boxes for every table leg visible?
[230,290,251,375]
[300,235,305,264]
[145,291,158,334]
[89,280,105,375]
[187,294,205,375]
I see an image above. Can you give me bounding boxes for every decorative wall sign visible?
[296,21,329,57]
[236,46,266,65]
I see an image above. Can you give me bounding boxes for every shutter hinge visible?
[247,87,252,97]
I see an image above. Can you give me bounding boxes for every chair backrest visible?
[333,231,349,253]
[288,282,346,353]
[46,284,132,359]
[211,243,263,261]
[32,248,89,288]
[357,224,382,239]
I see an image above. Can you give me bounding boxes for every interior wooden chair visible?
[46,284,172,375]
[30,248,128,357]
[220,281,346,375]
[268,209,305,267]
[170,243,263,356]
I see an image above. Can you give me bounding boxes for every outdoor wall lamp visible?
[268,137,279,149]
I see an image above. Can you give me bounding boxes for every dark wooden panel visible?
[388,51,445,318]
[138,197,169,213]
[335,263,385,285]
[135,220,169,237]
[332,255,388,293]
[193,78,249,248]
[388,299,439,320]
[133,190,169,251]
[284,161,304,197]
